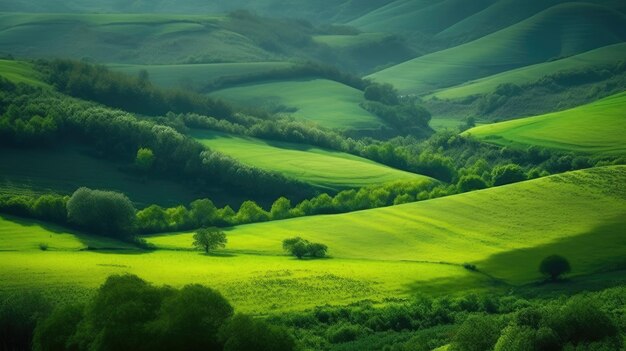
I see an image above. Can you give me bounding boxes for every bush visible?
[491,164,527,186]
[451,315,503,351]
[539,255,571,282]
[0,291,51,351]
[326,323,363,343]
[282,237,328,259]
[38,243,48,251]
[457,175,488,192]
[67,187,137,239]
[219,314,296,351]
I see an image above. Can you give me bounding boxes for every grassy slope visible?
[191,130,431,191]
[1,167,623,312]
[0,59,48,87]
[150,166,626,285]
[109,62,294,89]
[0,13,273,64]
[463,92,626,155]
[431,43,626,99]
[368,3,626,94]
[209,78,386,131]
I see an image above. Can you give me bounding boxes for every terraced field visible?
[368,3,626,94]
[464,92,626,155]
[209,79,386,131]
[431,43,626,99]
[192,129,429,191]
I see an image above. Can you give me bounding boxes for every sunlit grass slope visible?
[0,59,48,87]
[0,13,273,64]
[464,92,626,155]
[209,78,386,131]
[109,62,294,89]
[191,130,430,191]
[368,3,626,94]
[151,166,626,285]
[431,43,626,99]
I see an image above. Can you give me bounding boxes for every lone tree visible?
[540,255,571,281]
[193,227,227,254]
[135,147,155,171]
[282,237,327,259]
[67,187,136,239]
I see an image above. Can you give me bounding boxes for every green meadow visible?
[191,129,430,191]
[368,3,626,93]
[110,62,294,89]
[430,43,626,99]
[0,59,48,87]
[1,167,623,314]
[210,78,386,130]
[464,92,626,155]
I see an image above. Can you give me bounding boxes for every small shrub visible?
[38,243,49,251]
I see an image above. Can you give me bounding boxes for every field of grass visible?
[463,92,626,155]
[0,13,275,64]
[431,43,626,99]
[210,78,387,131]
[109,62,294,89]
[0,145,245,208]
[1,166,624,313]
[0,59,48,87]
[150,166,626,285]
[368,3,626,94]
[191,129,430,191]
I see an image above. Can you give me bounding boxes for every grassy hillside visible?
[0,146,234,207]
[463,92,626,155]
[150,166,626,285]
[0,59,48,87]
[368,3,626,94]
[1,167,624,312]
[209,78,387,131]
[110,62,294,89]
[431,43,626,99]
[191,130,431,191]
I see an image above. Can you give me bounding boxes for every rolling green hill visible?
[150,166,626,285]
[368,3,626,94]
[463,92,626,155]
[109,62,294,89]
[430,43,626,99]
[209,78,387,131]
[191,129,431,191]
[0,59,48,87]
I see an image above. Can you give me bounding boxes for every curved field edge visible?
[149,166,626,285]
[463,92,626,155]
[191,129,432,191]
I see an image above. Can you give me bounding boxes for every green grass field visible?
[430,43,626,99]
[109,62,294,89]
[191,129,430,191]
[1,167,623,313]
[0,13,275,64]
[463,92,626,155]
[209,78,387,131]
[0,59,49,87]
[0,145,245,208]
[368,3,626,94]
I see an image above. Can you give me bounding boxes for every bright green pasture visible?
[0,59,48,87]
[313,33,389,48]
[0,145,237,208]
[431,43,626,99]
[209,78,386,130]
[464,92,626,155]
[109,62,294,89]
[191,130,429,191]
[368,3,626,94]
[150,166,626,285]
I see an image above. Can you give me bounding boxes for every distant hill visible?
[368,3,626,94]
[464,92,626,155]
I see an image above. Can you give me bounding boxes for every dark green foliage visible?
[361,101,432,135]
[492,164,527,186]
[326,323,363,343]
[539,255,571,281]
[235,200,271,224]
[0,193,68,225]
[135,147,155,171]
[283,237,328,259]
[457,174,488,192]
[270,197,292,220]
[0,291,51,351]
[451,315,503,351]
[33,304,83,351]
[219,314,296,351]
[67,187,137,238]
[364,83,399,105]
[192,227,227,254]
